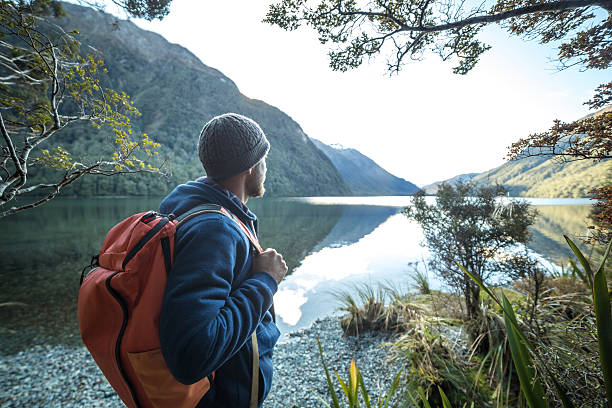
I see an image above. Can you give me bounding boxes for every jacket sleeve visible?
[159,216,278,384]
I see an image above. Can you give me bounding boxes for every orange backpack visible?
[78,204,262,408]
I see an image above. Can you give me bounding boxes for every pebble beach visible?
[1,316,404,408]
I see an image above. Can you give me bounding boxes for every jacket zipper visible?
[105,271,141,408]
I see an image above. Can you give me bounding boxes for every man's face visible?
[246,157,267,198]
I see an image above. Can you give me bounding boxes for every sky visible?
[104,0,610,186]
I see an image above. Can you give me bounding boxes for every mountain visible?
[470,156,609,197]
[310,138,419,196]
[426,155,609,198]
[423,107,610,198]
[37,3,352,197]
[470,107,610,198]
[312,205,398,251]
[421,173,480,195]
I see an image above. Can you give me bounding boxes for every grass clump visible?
[334,283,421,336]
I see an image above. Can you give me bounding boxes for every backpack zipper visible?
[105,271,141,408]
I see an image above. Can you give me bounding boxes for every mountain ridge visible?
[310,138,419,196]
[37,3,353,197]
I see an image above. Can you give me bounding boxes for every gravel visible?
[0,316,405,408]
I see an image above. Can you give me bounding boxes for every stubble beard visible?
[246,174,265,199]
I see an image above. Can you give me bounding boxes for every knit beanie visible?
[198,113,270,180]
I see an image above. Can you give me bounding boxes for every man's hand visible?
[252,248,288,284]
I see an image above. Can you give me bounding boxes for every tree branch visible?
[337,0,598,33]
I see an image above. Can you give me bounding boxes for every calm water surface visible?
[0,196,594,353]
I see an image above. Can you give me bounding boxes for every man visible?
[158,113,288,407]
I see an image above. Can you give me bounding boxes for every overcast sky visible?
[119,1,611,186]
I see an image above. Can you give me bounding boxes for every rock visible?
[0,316,403,407]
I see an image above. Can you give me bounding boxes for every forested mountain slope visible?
[471,156,609,197]
[471,105,609,197]
[421,173,480,194]
[38,3,351,197]
[423,107,609,198]
[310,139,418,196]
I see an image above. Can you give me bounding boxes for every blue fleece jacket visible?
[159,178,280,408]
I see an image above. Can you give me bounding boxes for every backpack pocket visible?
[127,348,210,408]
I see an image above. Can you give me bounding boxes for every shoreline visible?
[0,315,403,408]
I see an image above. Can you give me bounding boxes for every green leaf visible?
[438,386,453,408]
[460,263,574,407]
[456,262,500,305]
[593,239,612,407]
[356,368,371,408]
[564,235,594,288]
[567,258,588,288]
[502,293,548,408]
[317,339,341,408]
[417,386,432,408]
[458,262,533,352]
[335,371,351,402]
[381,368,403,408]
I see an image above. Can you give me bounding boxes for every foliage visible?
[402,182,537,341]
[264,0,612,247]
[508,109,611,162]
[334,283,422,336]
[264,0,610,76]
[0,0,163,216]
[393,316,499,407]
[83,0,172,20]
[589,181,612,244]
[460,235,612,407]
[408,260,431,295]
[317,338,403,408]
[566,235,612,407]
[21,2,352,199]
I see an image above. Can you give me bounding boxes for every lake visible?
[0,196,594,354]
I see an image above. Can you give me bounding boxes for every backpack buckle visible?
[80,255,99,286]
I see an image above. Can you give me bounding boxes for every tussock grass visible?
[333,283,422,337]
[325,240,611,408]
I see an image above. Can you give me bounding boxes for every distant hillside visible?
[35,3,352,197]
[310,139,419,196]
[471,107,610,197]
[471,156,609,197]
[426,107,610,198]
[421,173,480,195]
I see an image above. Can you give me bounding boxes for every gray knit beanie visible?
[198,113,270,180]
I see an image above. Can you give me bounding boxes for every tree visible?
[0,1,164,217]
[402,183,537,339]
[265,0,611,239]
[265,0,610,75]
[76,0,173,21]
[589,175,612,243]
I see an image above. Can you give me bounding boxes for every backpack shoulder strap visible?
[175,203,226,225]
[175,204,262,253]
[175,203,263,406]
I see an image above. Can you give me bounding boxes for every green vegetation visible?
[318,182,611,407]
[24,3,352,199]
[324,246,610,407]
[470,154,610,198]
[0,1,163,217]
[317,338,403,408]
[403,182,537,343]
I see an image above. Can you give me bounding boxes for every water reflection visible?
[528,205,593,265]
[0,196,596,354]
